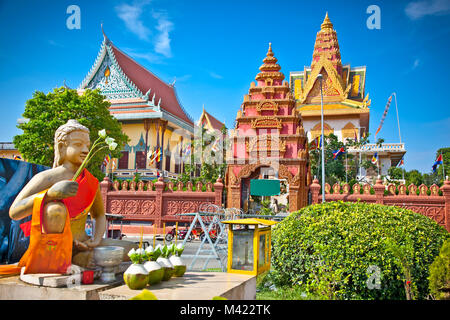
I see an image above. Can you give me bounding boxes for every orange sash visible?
[0,191,72,275]
[0,169,99,276]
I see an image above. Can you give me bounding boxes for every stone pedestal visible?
[99,272,256,300]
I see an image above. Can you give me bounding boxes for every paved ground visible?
[121,235,227,271]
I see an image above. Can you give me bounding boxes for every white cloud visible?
[115,2,175,59]
[152,12,174,58]
[115,1,151,41]
[412,58,420,69]
[209,71,223,79]
[405,0,450,20]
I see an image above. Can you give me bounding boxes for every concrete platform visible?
[0,274,124,300]
[0,272,255,300]
[100,272,256,300]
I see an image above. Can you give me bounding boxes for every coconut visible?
[123,263,150,290]
[144,260,164,285]
[169,255,186,277]
[156,257,174,281]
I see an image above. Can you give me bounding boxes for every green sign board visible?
[250,179,280,196]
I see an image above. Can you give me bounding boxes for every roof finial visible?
[320,11,333,30]
[321,12,333,30]
[101,21,109,41]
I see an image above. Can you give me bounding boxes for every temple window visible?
[310,122,333,140]
[135,151,146,169]
[341,122,357,141]
[165,154,171,172]
[118,151,129,169]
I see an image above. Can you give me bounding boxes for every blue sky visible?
[0,0,449,173]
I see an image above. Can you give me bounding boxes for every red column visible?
[309,178,321,204]
[213,178,224,207]
[373,179,385,205]
[441,178,450,232]
[100,176,111,211]
[155,177,165,229]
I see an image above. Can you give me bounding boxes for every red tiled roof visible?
[204,110,225,131]
[110,43,193,125]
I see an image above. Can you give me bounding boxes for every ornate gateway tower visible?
[226,44,310,212]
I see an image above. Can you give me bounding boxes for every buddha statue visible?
[7,120,136,270]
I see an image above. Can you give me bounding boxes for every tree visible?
[178,125,227,184]
[13,87,129,180]
[309,133,357,185]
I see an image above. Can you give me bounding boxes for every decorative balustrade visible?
[347,143,406,153]
[100,177,224,232]
[309,178,450,232]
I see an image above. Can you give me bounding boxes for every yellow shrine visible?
[223,218,277,276]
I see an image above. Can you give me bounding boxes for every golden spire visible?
[321,12,333,30]
[255,43,284,82]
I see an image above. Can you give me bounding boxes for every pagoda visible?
[290,13,406,178]
[290,13,370,142]
[78,30,194,178]
[226,44,310,212]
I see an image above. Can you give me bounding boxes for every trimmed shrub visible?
[428,239,450,300]
[271,201,449,300]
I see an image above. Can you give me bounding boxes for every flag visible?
[103,154,111,167]
[310,139,318,150]
[371,152,378,164]
[147,149,155,160]
[432,154,443,173]
[211,138,220,153]
[149,149,158,165]
[111,158,117,172]
[13,155,22,160]
[398,156,404,167]
[354,130,358,142]
[156,147,162,162]
[374,95,393,139]
[184,144,191,157]
[317,136,322,149]
[332,147,346,160]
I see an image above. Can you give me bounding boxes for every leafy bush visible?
[271,201,449,300]
[428,239,450,300]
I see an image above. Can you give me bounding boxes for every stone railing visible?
[100,177,224,233]
[347,143,406,153]
[309,178,450,232]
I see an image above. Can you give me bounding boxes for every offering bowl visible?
[93,246,124,283]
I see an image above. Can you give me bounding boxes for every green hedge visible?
[271,201,449,300]
[428,239,450,300]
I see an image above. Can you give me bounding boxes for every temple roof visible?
[290,13,369,107]
[255,43,285,82]
[79,34,193,127]
[198,107,225,131]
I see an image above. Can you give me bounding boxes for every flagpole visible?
[345,151,348,183]
[318,74,325,203]
[392,92,402,144]
[442,154,445,181]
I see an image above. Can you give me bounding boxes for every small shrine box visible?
[222,218,277,276]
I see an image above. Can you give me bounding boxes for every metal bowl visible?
[93,246,124,268]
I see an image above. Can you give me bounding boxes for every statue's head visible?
[53,120,90,168]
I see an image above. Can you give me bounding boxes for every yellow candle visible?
[153,224,156,248]
[163,223,166,245]
[139,226,143,249]
[175,222,178,245]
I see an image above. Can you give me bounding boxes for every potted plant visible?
[156,244,174,281]
[169,243,187,277]
[123,248,150,290]
[143,246,164,285]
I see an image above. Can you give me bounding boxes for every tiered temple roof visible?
[79,32,193,132]
[290,13,371,135]
[198,107,225,132]
[226,44,309,211]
